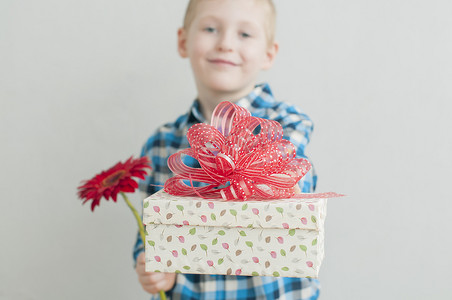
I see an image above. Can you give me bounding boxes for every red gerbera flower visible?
[77,156,151,211]
[77,156,167,299]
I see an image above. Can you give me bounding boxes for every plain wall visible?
[1,0,451,299]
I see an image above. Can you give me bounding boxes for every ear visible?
[177,28,188,58]
[262,41,279,70]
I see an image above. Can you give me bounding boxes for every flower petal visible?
[77,156,152,209]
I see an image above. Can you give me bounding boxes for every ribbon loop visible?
[164,101,312,200]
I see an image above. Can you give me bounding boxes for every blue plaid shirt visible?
[136,83,319,300]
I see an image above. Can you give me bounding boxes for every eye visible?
[240,32,251,38]
[204,27,216,33]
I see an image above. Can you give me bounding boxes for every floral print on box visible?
[143,190,328,278]
[143,191,327,231]
[145,223,324,278]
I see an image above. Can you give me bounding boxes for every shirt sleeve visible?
[133,134,159,266]
[273,103,317,193]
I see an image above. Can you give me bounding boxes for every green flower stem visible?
[121,192,167,300]
[121,192,146,243]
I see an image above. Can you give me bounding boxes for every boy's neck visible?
[197,85,255,122]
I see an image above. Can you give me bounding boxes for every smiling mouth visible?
[208,59,238,66]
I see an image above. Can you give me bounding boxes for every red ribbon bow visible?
[164,101,312,200]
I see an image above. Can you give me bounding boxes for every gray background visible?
[1,0,451,299]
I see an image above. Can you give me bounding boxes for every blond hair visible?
[183,0,276,45]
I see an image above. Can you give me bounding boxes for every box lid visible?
[143,190,327,230]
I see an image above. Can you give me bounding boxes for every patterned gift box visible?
[143,190,328,278]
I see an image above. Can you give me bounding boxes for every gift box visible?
[144,190,329,278]
[143,101,342,278]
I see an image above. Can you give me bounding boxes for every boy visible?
[135,0,319,299]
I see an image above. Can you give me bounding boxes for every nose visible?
[217,31,234,52]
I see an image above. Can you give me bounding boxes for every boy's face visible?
[178,0,278,97]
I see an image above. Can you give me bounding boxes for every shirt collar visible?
[235,83,275,116]
[186,82,274,126]
[188,100,206,124]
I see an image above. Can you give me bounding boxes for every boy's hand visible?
[135,252,176,294]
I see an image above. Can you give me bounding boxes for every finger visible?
[138,272,165,286]
[148,273,166,282]
[139,274,159,290]
[136,268,150,277]
[137,252,146,264]
[143,282,159,295]
[141,274,176,294]
[148,280,171,294]
[141,279,166,295]
[136,263,151,277]
[147,284,162,295]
